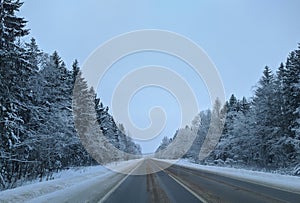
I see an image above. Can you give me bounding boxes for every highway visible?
[3,158,298,202]
[103,159,300,203]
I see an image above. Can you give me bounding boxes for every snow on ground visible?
[3,158,298,202]
[160,158,300,194]
[0,159,143,203]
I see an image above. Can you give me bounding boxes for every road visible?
[102,159,300,203]
[2,158,299,202]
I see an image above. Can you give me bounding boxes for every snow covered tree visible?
[282,46,300,168]
[282,51,300,136]
[223,94,239,133]
[0,0,29,54]
[206,95,254,166]
[24,38,42,70]
[118,123,125,134]
[0,0,34,189]
[252,66,280,167]
[239,97,250,113]
[156,127,196,159]
[191,114,201,131]
[94,94,141,157]
[199,98,225,160]
[156,136,172,152]
[0,1,142,189]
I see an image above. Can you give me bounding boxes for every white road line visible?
[167,173,208,203]
[98,159,144,203]
[152,160,207,203]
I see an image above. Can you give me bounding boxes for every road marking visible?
[98,159,144,203]
[155,160,291,203]
[167,173,208,203]
[151,160,207,203]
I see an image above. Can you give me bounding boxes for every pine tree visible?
[225,94,239,132]
[239,97,250,113]
[72,59,80,85]
[283,51,300,137]
[24,38,42,71]
[252,67,277,167]
[285,46,300,167]
[0,0,29,54]
[0,0,32,188]
[0,1,142,188]
[209,95,254,165]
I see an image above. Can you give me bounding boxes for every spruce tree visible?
[252,66,278,167]
[0,0,29,54]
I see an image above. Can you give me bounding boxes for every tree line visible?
[0,0,140,190]
[157,45,300,175]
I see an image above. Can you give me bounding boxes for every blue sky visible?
[20,0,300,153]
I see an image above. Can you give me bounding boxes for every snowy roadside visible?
[0,159,143,203]
[157,158,300,194]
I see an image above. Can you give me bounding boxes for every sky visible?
[20,0,300,153]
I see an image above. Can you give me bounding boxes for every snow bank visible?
[0,159,143,203]
[0,165,107,203]
[160,158,300,194]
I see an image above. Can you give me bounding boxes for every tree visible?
[239,97,250,113]
[0,0,29,53]
[0,1,142,189]
[156,136,172,152]
[199,98,225,160]
[72,59,80,85]
[24,38,42,70]
[156,128,196,159]
[283,46,300,167]
[252,66,280,167]
[285,47,300,136]
[0,0,32,189]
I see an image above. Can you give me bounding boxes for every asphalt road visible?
[103,159,300,203]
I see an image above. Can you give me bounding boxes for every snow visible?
[0,159,142,203]
[160,158,300,194]
[0,166,107,202]
[2,158,299,202]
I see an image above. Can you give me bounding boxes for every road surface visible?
[2,158,299,202]
[102,159,300,203]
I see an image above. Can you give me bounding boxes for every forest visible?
[157,47,300,176]
[1,0,300,192]
[0,0,141,190]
